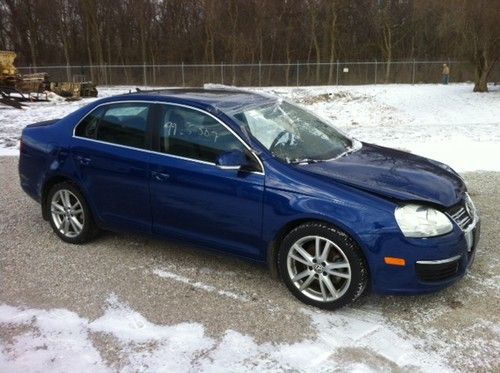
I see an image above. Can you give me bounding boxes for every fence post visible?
[258,60,262,87]
[181,62,185,87]
[412,59,416,84]
[336,59,339,85]
[143,61,147,87]
[296,61,299,86]
[374,59,377,84]
[220,62,224,84]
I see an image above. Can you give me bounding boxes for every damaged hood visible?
[296,143,465,207]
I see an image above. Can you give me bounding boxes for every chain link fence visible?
[16,61,499,87]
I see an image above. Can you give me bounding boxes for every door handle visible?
[151,171,170,181]
[76,155,91,166]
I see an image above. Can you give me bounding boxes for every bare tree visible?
[0,0,497,90]
[327,0,338,84]
[462,0,499,92]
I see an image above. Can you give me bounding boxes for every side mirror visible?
[215,150,248,170]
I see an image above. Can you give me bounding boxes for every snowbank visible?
[261,84,500,172]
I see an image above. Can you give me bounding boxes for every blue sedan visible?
[18,88,480,309]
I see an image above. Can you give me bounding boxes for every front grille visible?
[447,200,473,231]
[416,259,460,282]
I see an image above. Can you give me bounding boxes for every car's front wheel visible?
[47,182,97,244]
[278,222,368,310]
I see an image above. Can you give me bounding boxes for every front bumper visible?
[364,219,480,295]
[415,254,463,282]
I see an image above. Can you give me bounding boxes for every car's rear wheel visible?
[47,182,97,244]
[278,222,368,310]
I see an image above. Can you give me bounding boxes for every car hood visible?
[296,143,465,207]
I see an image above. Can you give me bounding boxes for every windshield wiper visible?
[288,158,323,165]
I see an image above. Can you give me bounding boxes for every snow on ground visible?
[0,83,499,171]
[0,292,451,372]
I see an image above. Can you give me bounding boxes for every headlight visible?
[395,204,453,238]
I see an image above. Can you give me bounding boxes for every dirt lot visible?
[1,156,499,372]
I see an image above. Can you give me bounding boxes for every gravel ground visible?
[0,156,499,371]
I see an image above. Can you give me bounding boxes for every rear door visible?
[71,102,152,232]
[149,103,265,258]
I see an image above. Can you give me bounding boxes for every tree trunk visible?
[25,0,38,71]
[285,33,291,86]
[383,23,392,83]
[57,1,72,81]
[229,1,239,86]
[473,49,488,92]
[309,6,321,84]
[84,18,94,82]
[327,2,337,84]
[306,36,313,85]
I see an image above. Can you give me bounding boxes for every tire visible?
[278,222,368,310]
[46,182,98,244]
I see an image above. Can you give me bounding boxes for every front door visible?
[149,104,265,258]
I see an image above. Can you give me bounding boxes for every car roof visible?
[120,88,276,114]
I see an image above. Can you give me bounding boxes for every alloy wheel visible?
[50,189,85,238]
[286,235,352,302]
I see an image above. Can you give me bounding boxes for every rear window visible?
[75,103,150,149]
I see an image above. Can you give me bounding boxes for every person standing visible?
[442,64,450,84]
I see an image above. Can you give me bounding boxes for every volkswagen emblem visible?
[313,264,324,273]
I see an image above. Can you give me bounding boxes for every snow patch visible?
[0,146,18,156]
[153,268,249,302]
[0,296,452,372]
[45,91,66,103]
[0,304,107,372]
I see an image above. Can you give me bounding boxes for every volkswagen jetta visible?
[18,88,480,309]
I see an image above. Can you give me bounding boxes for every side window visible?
[158,105,248,163]
[75,103,150,150]
[75,106,105,139]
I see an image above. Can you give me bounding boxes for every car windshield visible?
[233,101,354,164]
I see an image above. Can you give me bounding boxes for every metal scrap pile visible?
[0,51,97,109]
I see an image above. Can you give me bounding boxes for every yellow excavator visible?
[1,50,97,108]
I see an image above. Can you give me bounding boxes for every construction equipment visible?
[0,50,18,86]
[0,50,97,108]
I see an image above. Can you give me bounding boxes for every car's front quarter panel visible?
[261,157,475,295]
[261,157,399,257]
